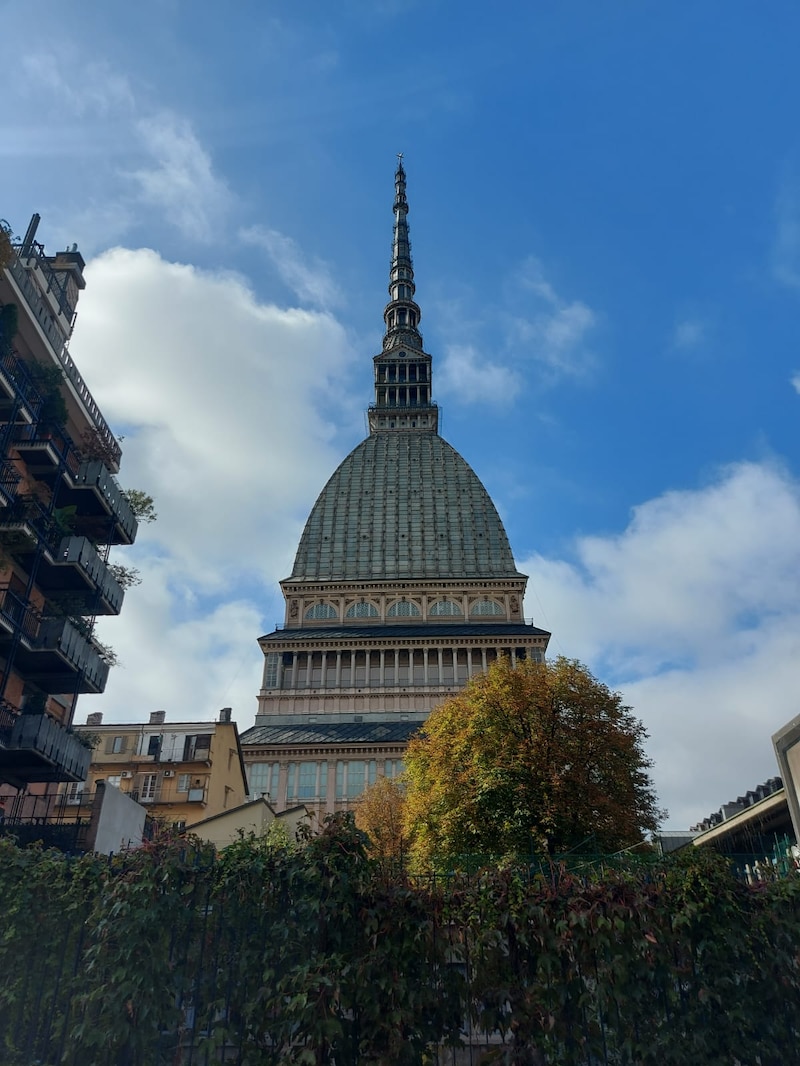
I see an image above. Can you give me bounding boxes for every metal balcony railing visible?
[11,422,81,476]
[71,460,138,544]
[6,248,122,471]
[0,586,41,642]
[36,617,110,692]
[55,536,124,613]
[0,349,44,420]
[5,713,91,781]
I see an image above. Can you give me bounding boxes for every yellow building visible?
[72,708,249,829]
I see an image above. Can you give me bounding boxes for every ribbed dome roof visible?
[291,433,522,581]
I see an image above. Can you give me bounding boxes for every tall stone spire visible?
[369,157,438,434]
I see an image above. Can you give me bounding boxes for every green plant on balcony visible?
[106,562,142,589]
[0,221,12,269]
[25,362,68,426]
[122,489,158,524]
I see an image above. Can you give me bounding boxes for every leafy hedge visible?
[0,816,798,1065]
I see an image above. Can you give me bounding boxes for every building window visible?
[305,602,338,620]
[138,774,158,803]
[107,775,122,789]
[249,762,279,798]
[183,734,212,761]
[387,600,420,617]
[346,601,379,619]
[470,599,504,616]
[177,773,192,793]
[147,734,162,757]
[107,735,127,754]
[335,760,376,799]
[65,781,84,805]
[264,653,280,688]
[384,759,404,779]
[429,600,463,617]
[286,761,328,801]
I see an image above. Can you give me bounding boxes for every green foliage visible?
[25,362,68,426]
[123,488,157,523]
[405,656,664,864]
[107,561,142,589]
[0,830,797,1063]
[0,301,18,353]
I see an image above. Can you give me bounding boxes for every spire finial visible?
[382,156,421,353]
[368,158,438,436]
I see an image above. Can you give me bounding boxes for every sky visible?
[3,1,800,829]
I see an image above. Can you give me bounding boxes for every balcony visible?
[0,592,110,694]
[47,536,125,615]
[0,461,20,507]
[0,710,90,785]
[11,422,80,480]
[58,460,138,545]
[6,247,121,471]
[21,617,110,694]
[0,349,43,424]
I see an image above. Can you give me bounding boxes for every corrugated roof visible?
[240,721,423,747]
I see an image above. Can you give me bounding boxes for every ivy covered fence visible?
[1,816,798,1065]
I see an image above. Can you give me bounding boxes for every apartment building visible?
[71,709,249,828]
[0,214,138,790]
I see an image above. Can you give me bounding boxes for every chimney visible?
[149,710,166,725]
[85,712,103,726]
[219,707,232,724]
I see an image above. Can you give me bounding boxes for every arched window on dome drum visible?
[387,600,420,617]
[470,599,505,617]
[305,602,338,620]
[346,601,379,619]
[429,600,463,617]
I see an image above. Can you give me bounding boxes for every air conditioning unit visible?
[120,771,131,779]
[163,770,174,778]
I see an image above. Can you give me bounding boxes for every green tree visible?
[404,656,664,862]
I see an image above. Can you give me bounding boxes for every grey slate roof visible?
[259,622,550,643]
[291,433,524,582]
[240,721,422,747]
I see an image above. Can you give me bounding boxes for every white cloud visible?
[19,51,135,118]
[510,256,597,378]
[438,344,521,406]
[672,318,707,350]
[520,461,800,829]
[791,372,800,395]
[130,113,231,242]
[70,247,356,723]
[241,225,342,309]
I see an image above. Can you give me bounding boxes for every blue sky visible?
[4,2,800,828]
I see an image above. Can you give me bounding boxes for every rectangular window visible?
[183,734,213,761]
[147,735,161,757]
[139,774,158,803]
[107,775,122,789]
[65,781,84,804]
[107,735,127,754]
[177,774,191,793]
[297,762,316,799]
[346,761,365,799]
[264,653,280,688]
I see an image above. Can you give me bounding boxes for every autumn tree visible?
[404,656,663,862]
[355,776,407,861]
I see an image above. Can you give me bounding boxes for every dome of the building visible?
[291,432,522,581]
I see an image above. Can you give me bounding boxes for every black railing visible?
[11,421,81,476]
[7,247,122,470]
[0,348,44,418]
[0,585,41,641]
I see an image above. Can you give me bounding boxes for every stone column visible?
[335,651,342,687]
[290,653,299,688]
[481,648,487,671]
[380,649,386,685]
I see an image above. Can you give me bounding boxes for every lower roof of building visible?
[240,720,423,747]
[259,622,550,643]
